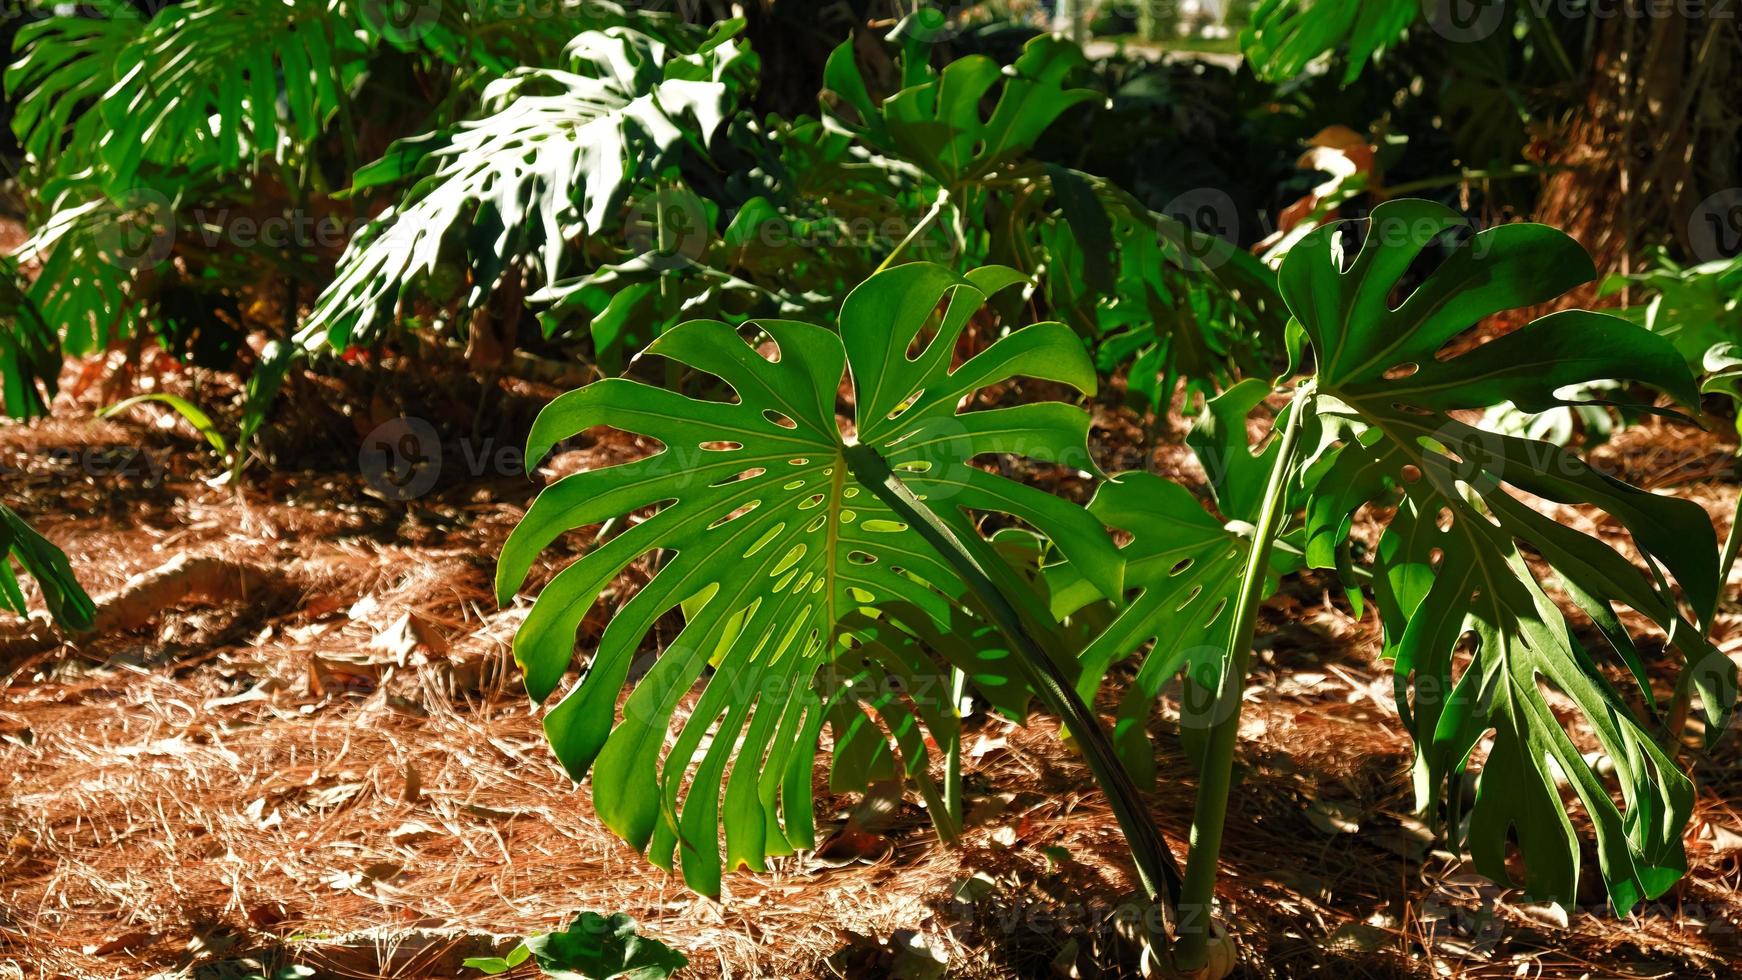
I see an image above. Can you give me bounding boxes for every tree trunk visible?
[1533,7,1740,301]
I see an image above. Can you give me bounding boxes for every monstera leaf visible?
[6,4,143,178]
[0,506,94,633]
[1241,0,1419,84]
[496,263,1120,895]
[1049,381,1305,785]
[16,186,163,360]
[1287,199,1728,910]
[0,260,61,420]
[823,27,1098,186]
[12,0,370,191]
[465,911,687,980]
[303,24,752,351]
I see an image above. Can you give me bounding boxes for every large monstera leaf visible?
[303,24,751,351]
[12,0,369,192]
[823,28,1098,186]
[1287,199,1728,910]
[496,263,1120,896]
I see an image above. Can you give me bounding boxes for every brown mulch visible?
[2,366,1742,979]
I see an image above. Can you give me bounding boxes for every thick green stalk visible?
[1171,389,1307,973]
[1669,455,1742,747]
[842,442,1184,945]
[1720,467,1742,587]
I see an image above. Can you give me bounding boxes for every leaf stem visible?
[875,191,949,274]
[1171,386,1307,973]
[841,441,1183,948]
[944,665,966,829]
[1720,470,1742,588]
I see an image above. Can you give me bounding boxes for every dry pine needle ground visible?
[2,391,1742,979]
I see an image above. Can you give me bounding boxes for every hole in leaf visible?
[848,551,877,565]
[1429,547,1444,571]
[709,499,761,529]
[895,461,933,474]
[784,478,807,490]
[888,389,926,420]
[1383,363,1419,380]
[1175,585,1204,612]
[1436,507,1453,532]
[711,467,766,487]
[743,521,786,557]
[789,457,810,466]
[1401,464,1422,483]
[764,409,797,429]
[1204,598,1229,627]
[700,440,742,451]
[738,325,780,362]
[862,519,906,533]
[799,493,826,511]
[1170,557,1194,576]
[770,543,807,577]
[906,305,946,361]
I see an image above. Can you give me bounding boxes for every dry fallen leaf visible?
[811,816,894,868]
[372,611,450,663]
[388,820,442,845]
[85,930,153,956]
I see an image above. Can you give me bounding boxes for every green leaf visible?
[304,24,752,351]
[1241,0,1420,84]
[824,31,1099,185]
[1702,342,1742,439]
[496,263,1119,895]
[516,912,684,980]
[1046,165,1116,296]
[1051,472,1248,786]
[1050,386,1306,786]
[1186,378,1294,525]
[102,394,230,458]
[0,505,95,633]
[16,189,162,358]
[0,257,62,420]
[1604,249,1742,368]
[12,0,368,191]
[1285,198,1725,911]
[463,941,532,974]
[6,4,143,176]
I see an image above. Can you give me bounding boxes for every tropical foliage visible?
[2,2,1738,976]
